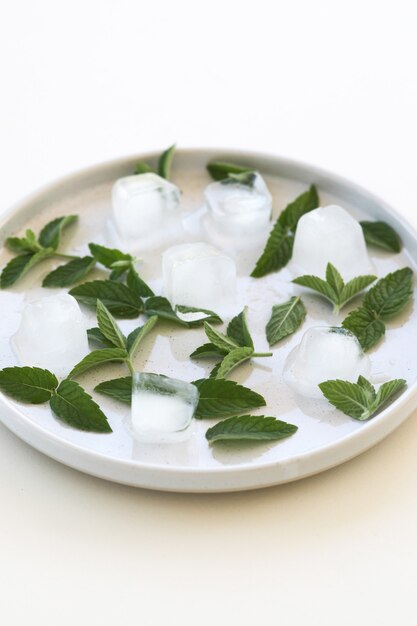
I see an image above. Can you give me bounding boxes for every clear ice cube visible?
[283,326,371,399]
[162,242,236,312]
[131,372,199,443]
[290,205,373,280]
[13,294,89,378]
[111,172,181,251]
[203,172,272,248]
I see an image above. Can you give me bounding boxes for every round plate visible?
[0,149,416,492]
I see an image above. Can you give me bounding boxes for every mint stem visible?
[126,359,135,376]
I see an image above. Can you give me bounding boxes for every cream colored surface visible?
[1,0,417,624]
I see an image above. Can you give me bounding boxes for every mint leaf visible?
[206,160,253,182]
[209,363,222,378]
[87,327,115,348]
[70,280,143,318]
[342,307,386,351]
[175,305,222,326]
[190,343,227,359]
[215,346,254,379]
[88,243,132,269]
[266,296,306,345]
[361,221,402,253]
[1,249,53,288]
[38,215,78,250]
[6,233,40,254]
[293,263,376,312]
[204,322,240,353]
[127,315,158,357]
[42,256,96,287]
[363,267,413,320]
[319,376,406,421]
[278,184,319,231]
[205,415,298,443]
[95,376,132,404]
[251,223,293,278]
[68,348,127,378]
[144,297,221,327]
[0,366,58,403]
[158,144,176,179]
[251,185,319,278]
[192,378,266,418]
[126,266,154,298]
[227,307,254,348]
[50,380,111,433]
[134,161,154,175]
[222,171,256,187]
[96,300,127,349]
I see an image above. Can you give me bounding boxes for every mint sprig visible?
[319,375,406,420]
[1,215,80,288]
[266,296,306,345]
[251,185,319,278]
[205,415,298,443]
[293,263,377,313]
[360,221,402,253]
[0,366,111,432]
[342,267,413,350]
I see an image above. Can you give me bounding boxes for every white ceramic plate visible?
[0,149,416,492]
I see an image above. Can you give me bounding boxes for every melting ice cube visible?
[13,294,89,378]
[204,173,272,236]
[283,326,370,399]
[111,172,181,251]
[162,242,236,312]
[131,372,199,443]
[290,205,373,280]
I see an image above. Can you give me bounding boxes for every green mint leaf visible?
[370,379,406,414]
[50,380,111,433]
[205,415,298,443]
[134,161,154,175]
[363,267,413,320]
[87,327,115,348]
[342,307,386,351]
[339,274,377,309]
[1,249,53,288]
[360,221,402,253]
[127,315,158,357]
[126,266,154,298]
[175,305,222,326]
[96,300,127,349]
[209,362,222,378]
[144,297,221,327]
[206,160,253,182]
[190,343,228,359]
[88,243,132,269]
[357,375,376,403]
[277,185,319,231]
[42,256,96,287]
[38,215,78,250]
[68,348,127,378]
[293,274,337,304]
[325,263,344,297]
[266,296,306,345]
[215,347,254,379]
[70,280,143,318]
[158,144,176,179]
[204,321,240,353]
[95,376,132,404]
[0,366,58,403]
[318,379,371,419]
[227,306,254,348]
[5,234,40,254]
[192,378,266,419]
[250,224,293,278]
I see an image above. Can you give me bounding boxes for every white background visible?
[1,1,417,624]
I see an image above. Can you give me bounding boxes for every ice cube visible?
[13,294,89,378]
[131,373,199,443]
[283,326,370,399]
[162,242,236,312]
[111,172,181,251]
[290,205,373,280]
[203,172,272,248]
